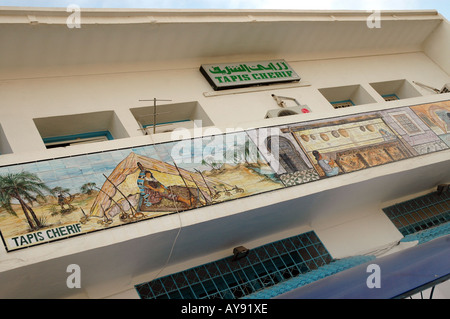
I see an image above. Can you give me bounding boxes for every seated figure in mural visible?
[137,162,194,208]
[379,128,395,141]
[312,150,339,177]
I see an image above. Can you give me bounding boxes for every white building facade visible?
[0,7,449,299]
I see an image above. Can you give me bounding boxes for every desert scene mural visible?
[0,132,283,251]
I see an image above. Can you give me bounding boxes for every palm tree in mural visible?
[225,140,260,166]
[0,171,51,231]
[231,140,259,165]
[201,156,223,171]
[80,182,96,195]
[244,140,261,165]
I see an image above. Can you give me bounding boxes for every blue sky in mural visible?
[1,0,449,18]
[0,132,255,195]
[0,152,119,193]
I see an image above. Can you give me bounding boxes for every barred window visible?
[135,231,333,299]
[331,100,354,109]
[383,190,450,236]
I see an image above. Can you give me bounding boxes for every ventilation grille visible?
[383,190,450,236]
[331,100,354,109]
[135,231,332,299]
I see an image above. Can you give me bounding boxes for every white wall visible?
[0,52,448,158]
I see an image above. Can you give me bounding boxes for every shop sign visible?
[200,59,300,90]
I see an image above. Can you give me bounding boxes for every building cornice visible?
[0,7,443,25]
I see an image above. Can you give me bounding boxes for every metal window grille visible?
[382,190,450,236]
[331,100,354,109]
[135,231,333,299]
[382,94,400,102]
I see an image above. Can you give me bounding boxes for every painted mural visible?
[379,106,448,155]
[246,127,320,187]
[410,100,450,147]
[257,101,450,184]
[0,100,449,251]
[289,114,412,176]
[0,132,283,251]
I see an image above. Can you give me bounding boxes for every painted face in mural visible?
[312,150,322,160]
[137,162,159,185]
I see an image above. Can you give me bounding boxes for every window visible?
[34,111,129,149]
[42,131,113,149]
[130,101,214,135]
[319,84,376,109]
[382,190,450,236]
[370,79,421,101]
[390,112,423,135]
[135,231,333,299]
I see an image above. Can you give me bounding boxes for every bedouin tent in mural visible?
[88,152,235,224]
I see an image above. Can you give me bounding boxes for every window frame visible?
[42,131,114,149]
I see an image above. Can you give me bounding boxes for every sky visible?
[0,0,449,19]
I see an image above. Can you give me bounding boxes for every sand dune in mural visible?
[202,162,283,198]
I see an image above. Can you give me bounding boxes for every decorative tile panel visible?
[0,100,449,251]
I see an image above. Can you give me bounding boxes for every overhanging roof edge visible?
[0,7,443,25]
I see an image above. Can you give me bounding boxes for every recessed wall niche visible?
[370,79,422,101]
[130,101,214,134]
[319,84,377,109]
[33,111,129,149]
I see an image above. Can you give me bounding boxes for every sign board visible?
[200,59,301,91]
